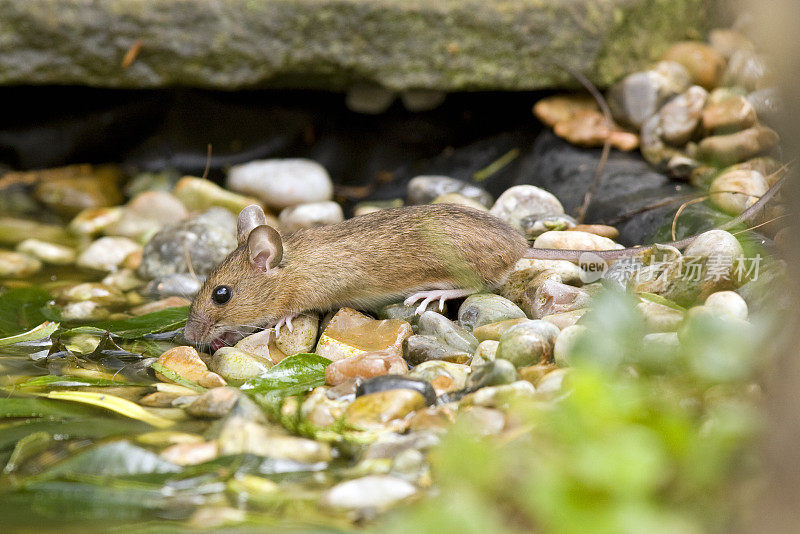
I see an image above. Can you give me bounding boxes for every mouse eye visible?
[211,285,232,305]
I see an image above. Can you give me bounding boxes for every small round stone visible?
[496,320,559,367]
[709,169,768,215]
[662,41,726,90]
[356,374,437,406]
[0,250,42,278]
[704,291,748,321]
[490,185,564,233]
[77,236,141,272]
[467,359,518,389]
[553,324,588,367]
[419,311,479,352]
[16,239,76,265]
[457,294,527,332]
[278,201,344,233]
[407,175,493,207]
[226,159,333,209]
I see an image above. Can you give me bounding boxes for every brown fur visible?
[185,204,527,343]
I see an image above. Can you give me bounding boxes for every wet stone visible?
[59,301,109,321]
[346,389,428,428]
[536,369,568,395]
[68,207,123,236]
[496,320,560,367]
[108,191,189,240]
[697,125,780,167]
[364,431,441,460]
[636,300,684,332]
[459,406,506,436]
[186,387,242,418]
[56,282,127,307]
[500,258,583,308]
[0,217,69,246]
[658,85,708,146]
[155,345,227,389]
[379,301,441,331]
[533,230,622,251]
[16,239,75,265]
[210,347,272,383]
[709,169,768,216]
[130,296,191,316]
[227,158,333,209]
[418,311,479,352]
[704,290,748,321]
[144,273,203,299]
[279,201,344,233]
[552,109,639,151]
[218,418,332,463]
[489,185,564,234]
[321,475,417,511]
[472,318,528,342]
[403,335,471,366]
[662,41,726,90]
[533,94,598,127]
[607,65,689,128]
[356,375,436,406]
[553,324,588,366]
[325,349,408,387]
[471,340,499,369]
[406,175,492,208]
[0,250,41,277]
[32,164,124,216]
[457,294,526,333]
[160,441,219,466]
[315,308,412,361]
[234,329,280,365]
[408,361,469,395]
[518,363,557,384]
[542,309,587,329]
[173,176,263,215]
[77,236,142,272]
[274,313,319,356]
[138,208,237,279]
[531,279,591,319]
[467,359,518,389]
[568,224,619,240]
[702,94,757,134]
[463,380,536,409]
[302,387,349,428]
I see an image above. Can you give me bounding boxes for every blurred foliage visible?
[376,289,764,534]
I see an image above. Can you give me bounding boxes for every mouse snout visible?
[183,313,210,343]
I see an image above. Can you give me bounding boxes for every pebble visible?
[102,269,145,291]
[531,279,591,319]
[226,159,333,209]
[607,65,689,128]
[541,309,587,329]
[639,114,681,167]
[160,441,219,466]
[56,282,127,306]
[16,239,75,265]
[155,346,227,389]
[144,273,203,299]
[553,324,587,367]
[471,340,499,369]
[431,193,488,211]
[457,293,527,332]
[496,320,559,367]
[518,363,556,384]
[107,191,189,240]
[552,109,639,151]
[568,224,619,240]
[536,369,568,395]
[186,387,242,418]
[406,175,493,208]
[467,359,518,389]
[400,89,446,112]
[32,164,124,216]
[68,207,123,236]
[130,296,191,316]
[278,201,344,233]
[138,208,237,279]
[408,361,469,395]
[0,250,41,277]
[704,290,748,320]
[356,375,437,406]
[683,229,745,294]
[234,328,279,364]
[321,475,416,511]
[701,94,757,134]
[345,84,396,114]
[419,311,479,352]
[723,49,769,91]
[173,176,264,215]
[520,214,577,240]
[345,389,427,428]
[379,300,441,331]
[709,169,769,215]
[325,349,408,386]
[404,335,472,366]
[472,318,528,342]
[274,313,319,356]
[464,380,536,408]
[77,236,142,272]
[315,308,412,361]
[353,199,404,217]
[658,85,708,146]
[662,41,727,90]
[459,406,506,436]
[59,301,109,321]
[0,217,69,246]
[217,419,332,463]
[697,125,780,166]
[209,347,272,383]
[364,431,441,460]
[490,185,564,233]
[636,300,684,332]
[533,230,622,251]
[302,387,349,427]
[500,258,583,308]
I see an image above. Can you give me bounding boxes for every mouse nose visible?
[183,315,206,343]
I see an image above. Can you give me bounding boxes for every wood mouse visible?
[183,178,782,349]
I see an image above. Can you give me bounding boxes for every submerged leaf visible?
[0,397,104,418]
[13,374,142,389]
[60,306,189,339]
[0,288,58,337]
[0,418,151,452]
[35,440,181,480]
[44,391,175,429]
[151,362,207,393]
[0,321,59,348]
[241,353,330,396]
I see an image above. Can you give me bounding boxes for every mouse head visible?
[184,204,286,349]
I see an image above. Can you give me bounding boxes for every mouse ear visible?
[247,224,283,273]
[237,204,268,245]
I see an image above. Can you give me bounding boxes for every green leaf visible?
[637,293,687,313]
[0,321,59,348]
[12,374,143,389]
[151,362,206,393]
[0,397,105,418]
[0,288,57,337]
[43,391,176,428]
[60,306,189,339]
[241,353,330,396]
[0,418,151,451]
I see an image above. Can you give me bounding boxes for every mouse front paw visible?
[274,313,299,334]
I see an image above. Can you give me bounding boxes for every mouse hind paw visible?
[403,288,476,315]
